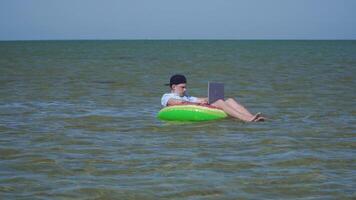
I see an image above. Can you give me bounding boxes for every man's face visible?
[172,83,186,96]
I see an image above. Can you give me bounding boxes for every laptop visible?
[208,82,224,104]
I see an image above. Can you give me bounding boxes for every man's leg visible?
[225,98,255,118]
[212,100,259,122]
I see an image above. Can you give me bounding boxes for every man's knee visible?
[212,99,225,105]
[226,98,234,102]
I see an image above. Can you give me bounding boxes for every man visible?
[161,74,265,122]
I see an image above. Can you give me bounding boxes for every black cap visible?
[165,74,187,87]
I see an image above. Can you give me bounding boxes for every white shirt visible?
[161,92,198,107]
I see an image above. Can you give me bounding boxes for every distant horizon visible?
[1,0,355,41]
[1,38,355,42]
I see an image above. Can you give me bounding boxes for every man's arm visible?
[167,98,186,106]
[166,97,208,106]
[167,98,204,106]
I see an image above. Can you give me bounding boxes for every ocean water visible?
[0,40,355,199]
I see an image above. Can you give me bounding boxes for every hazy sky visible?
[1,0,355,40]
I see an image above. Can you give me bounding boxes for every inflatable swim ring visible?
[158,105,228,121]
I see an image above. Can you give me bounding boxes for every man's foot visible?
[250,113,261,122]
[250,112,266,122]
[253,116,265,122]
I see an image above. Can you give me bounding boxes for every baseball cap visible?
[165,74,187,86]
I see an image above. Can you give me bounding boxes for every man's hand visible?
[197,98,208,105]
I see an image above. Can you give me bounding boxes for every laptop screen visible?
[208,82,224,104]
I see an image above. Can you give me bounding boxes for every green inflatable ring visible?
[158,105,228,121]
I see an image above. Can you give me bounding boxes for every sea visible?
[0,40,355,199]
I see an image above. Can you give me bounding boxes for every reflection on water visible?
[0,40,355,199]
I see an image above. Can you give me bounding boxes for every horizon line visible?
[1,38,356,42]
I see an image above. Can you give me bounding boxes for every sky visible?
[0,0,355,40]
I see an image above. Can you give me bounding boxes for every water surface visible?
[0,40,355,199]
